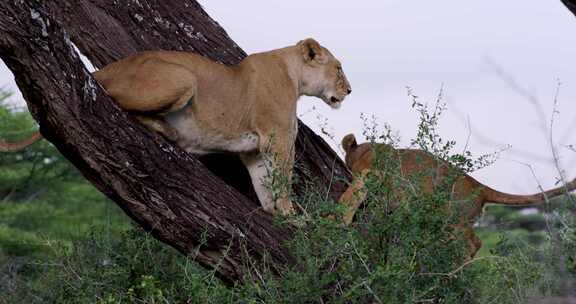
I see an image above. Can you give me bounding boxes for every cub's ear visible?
[298,38,326,63]
[341,133,357,154]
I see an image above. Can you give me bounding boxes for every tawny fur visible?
[0,39,352,216]
[340,133,576,256]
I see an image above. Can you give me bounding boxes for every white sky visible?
[1,0,575,194]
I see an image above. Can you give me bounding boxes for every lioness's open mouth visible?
[328,96,343,109]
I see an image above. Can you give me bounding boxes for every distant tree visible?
[0,92,74,200]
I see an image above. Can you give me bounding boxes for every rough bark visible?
[0,0,351,282]
[562,0,576,17]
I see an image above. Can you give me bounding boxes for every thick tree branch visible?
[562,0,576,18]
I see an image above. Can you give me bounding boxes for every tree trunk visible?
[0,0,351,282]
[562,0,576,17]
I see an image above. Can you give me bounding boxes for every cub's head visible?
[341,133,374,174]
[297,38,352,109]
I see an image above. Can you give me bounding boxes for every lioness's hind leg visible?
[159,84,196,115]
[136,115,179,142]
[97,56,198,114]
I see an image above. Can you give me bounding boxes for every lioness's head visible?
[297,38,352,109]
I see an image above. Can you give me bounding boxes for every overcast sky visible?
[1,0,575,194]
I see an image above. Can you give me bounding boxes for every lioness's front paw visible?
[262,203,294,216]
[276,199,295,216]
[262,202,305,228]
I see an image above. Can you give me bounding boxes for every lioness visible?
[339,133,576,256]
[1,39,351,216]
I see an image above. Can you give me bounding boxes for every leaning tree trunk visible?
[562,0,576,17]
[0,0,351,282]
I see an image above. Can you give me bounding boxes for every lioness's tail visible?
[0,131,43,152]
[482,177,576,205]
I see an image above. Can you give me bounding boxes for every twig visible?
[420,256,503,277]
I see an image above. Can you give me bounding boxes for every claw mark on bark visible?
[63,32,79,60]
[83,77,98,102]
[30,9,48,37]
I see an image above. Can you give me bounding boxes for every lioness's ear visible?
[298,38,325,63]
[341,134,357,154]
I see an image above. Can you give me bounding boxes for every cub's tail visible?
[482,177,576,205]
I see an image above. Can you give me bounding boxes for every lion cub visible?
[339,134,576,256]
